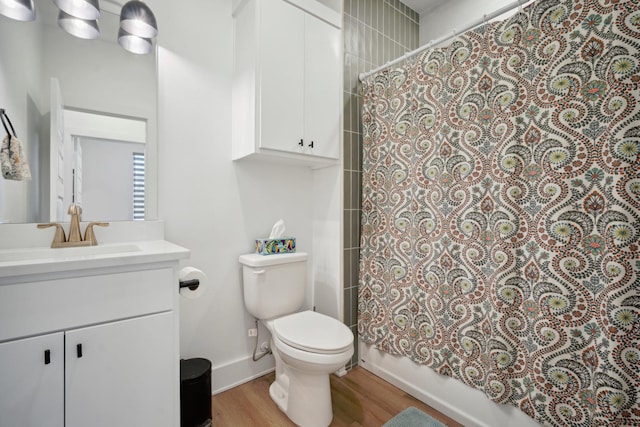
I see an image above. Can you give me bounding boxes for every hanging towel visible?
[0,111,31,181]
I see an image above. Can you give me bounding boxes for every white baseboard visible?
[211,353,275,394]
[359,341,541,427]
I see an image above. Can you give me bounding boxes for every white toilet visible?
[239,252,354,427]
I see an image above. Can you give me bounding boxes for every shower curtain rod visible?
[358,0,532,81]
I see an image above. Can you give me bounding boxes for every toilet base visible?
[259,315,353,427]
[269,369,333,427]
[268,377,288,413]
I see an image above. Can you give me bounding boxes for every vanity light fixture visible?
[58,10,100,40]
[53,0,100,20]
[117,27,151,55]
[0,0,36,22]
[4,0,157,54]
[119,0,157,38]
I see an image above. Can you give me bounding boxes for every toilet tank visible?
[239,252,308,320]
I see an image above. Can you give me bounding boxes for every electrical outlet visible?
[248,328,258,337]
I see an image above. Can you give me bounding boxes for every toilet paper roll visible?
[179,267,207,299]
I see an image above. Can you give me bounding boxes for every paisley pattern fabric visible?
[358,1,640,426]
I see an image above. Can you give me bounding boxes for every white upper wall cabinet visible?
[259,0,306,154]
[304,13,342,159]
[232,0,342,167]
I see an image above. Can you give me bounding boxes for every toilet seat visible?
[272,311,353,354]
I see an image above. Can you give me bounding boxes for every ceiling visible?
[400,0,449,15]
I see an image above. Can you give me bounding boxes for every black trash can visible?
[180,358,212,427]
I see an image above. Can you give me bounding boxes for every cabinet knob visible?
[77,343,83,358]
[298,139,304,147]
[309,141,314,148]
[44,349,51,365]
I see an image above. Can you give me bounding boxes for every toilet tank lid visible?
[239,252,308,267]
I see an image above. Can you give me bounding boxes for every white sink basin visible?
[0,222,190,282]
[0,244,141,263]
[0,238,189,282]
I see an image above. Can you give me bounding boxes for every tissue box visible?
[255,237,296,255]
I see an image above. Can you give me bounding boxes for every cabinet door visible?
[304,14,341,159]
[65,312,174,427]
[259,0,305,154]
[0,333,64,427]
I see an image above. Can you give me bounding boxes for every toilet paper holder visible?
[179,279,200,291]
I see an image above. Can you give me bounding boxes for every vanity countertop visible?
[0,240,190,281]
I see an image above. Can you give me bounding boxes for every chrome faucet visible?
[38,203,109,248]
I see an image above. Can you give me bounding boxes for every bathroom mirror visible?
[0,0,157,223]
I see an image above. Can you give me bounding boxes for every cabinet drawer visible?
[0,268,173,341]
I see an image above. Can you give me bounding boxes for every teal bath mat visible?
[383,407,447,427]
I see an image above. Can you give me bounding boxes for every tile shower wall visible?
[343,0,419,369]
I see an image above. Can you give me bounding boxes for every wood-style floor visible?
[212,366,464,427]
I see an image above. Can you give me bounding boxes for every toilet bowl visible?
[263,311,353,427]
[238,253,354,426]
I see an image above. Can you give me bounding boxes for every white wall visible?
[0,13,43,223]
[153,0,341,393]
[312,164,343,319]
[42,28,155,123]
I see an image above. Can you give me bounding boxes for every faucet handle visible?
[83,222,109,246]
[37,223,67,248]
[67,203,82,216]
[66,203,83,243]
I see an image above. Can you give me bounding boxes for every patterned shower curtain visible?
[358,0,639,426]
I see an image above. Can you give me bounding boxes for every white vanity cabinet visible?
[64,312,173,427]
[232,0,342,166]
[0,332,64,427]
[0,243,187,427]
[0,313,172,427]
